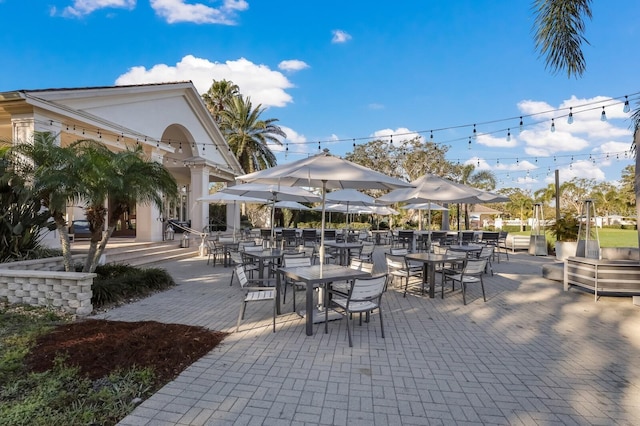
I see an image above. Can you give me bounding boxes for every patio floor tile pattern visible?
[91,245,640,425]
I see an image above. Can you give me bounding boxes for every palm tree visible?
[8,132,82,271]
[75,143,179,272]
[218,95,285,173]
[202,79,240,122]
[533,0,640,249]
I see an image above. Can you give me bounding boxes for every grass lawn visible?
[510,228,639,247]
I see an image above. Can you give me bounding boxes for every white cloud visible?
[278,60,309,73]
[476,132,517,148]
[371,128,423,143]
[464,157,492,171]
[546,160,606,183]
[516,95,633,157]
[594,141,633,158]
[115,55,294,107]
[61,0,135,17]
[494,159,538,172]
[149,0,248,24]
[331,29,352,44]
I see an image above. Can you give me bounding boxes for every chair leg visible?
[379,308,385,339]
[462,281,467,305]
[272,298,276,333]
[481,277,486,302]
[237,301,247,332]
[346,310,353,347]
[229,268,236,286]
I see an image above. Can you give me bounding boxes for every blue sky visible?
[1,0,638,191]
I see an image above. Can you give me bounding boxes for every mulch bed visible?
[26,319,228,383]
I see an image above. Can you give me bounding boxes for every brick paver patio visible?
[94,245,640,425]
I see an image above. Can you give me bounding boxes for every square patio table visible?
[277,264,370,335]
[324,241,363,265]
[405,252,466,298]
[242,248,295,279]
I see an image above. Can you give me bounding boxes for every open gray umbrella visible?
[326,188,377,229]
[221,182,321,242]
[237,149,412,260]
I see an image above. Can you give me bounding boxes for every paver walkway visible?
[93,246,640,425]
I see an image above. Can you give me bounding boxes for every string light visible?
[506,128,511,142]
[519,116,524,132]
[550,119,555,133]
[567,107,574,124]
[624,96,631,113]
[472,124,477,140]
[601,106,607,121]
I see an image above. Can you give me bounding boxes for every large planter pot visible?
[555,241,578,261]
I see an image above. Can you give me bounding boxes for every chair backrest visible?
[479,246,494,259]
[283,256,311,268]
[464,259,487,275]
[433,245,448,255]
[385,253,406,271]
[324,229,336,239]
[390,247,408,255]
[481,232,499,244]
[238,240,257,251]
[360,242,375,255]
[349,258,374,274]
[302,229,317,240]
[461,232,475,242]
[260,229,271,238]
[243,245,263,253]
[350,274,387,302]
[498,231,508,240]
[235,265,250,288]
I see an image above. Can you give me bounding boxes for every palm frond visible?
[533,0,592,78]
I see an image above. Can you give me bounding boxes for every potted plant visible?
[550,216,579,260]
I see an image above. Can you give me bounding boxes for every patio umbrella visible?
[326,188,377,229]
[402,202,448,231]
[236,149,413,266]
[221,182,321,243]
[273,200,311,211]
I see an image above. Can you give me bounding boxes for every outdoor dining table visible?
[242,248,296,279]
[405,252,467,298]
[217,239,239,267]
[276,264,371,335]
[324,241,363,265]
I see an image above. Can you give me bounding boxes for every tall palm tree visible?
[533,0,640,249]
[9,132,82,271]
[75,142,178,272]
[218,95,284,173]
[202,79,240,122]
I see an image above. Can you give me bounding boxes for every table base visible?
[299,308,343,323]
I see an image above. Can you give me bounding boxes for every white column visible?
[190,166,210,233]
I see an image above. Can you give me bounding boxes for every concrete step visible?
[99,241,201,268]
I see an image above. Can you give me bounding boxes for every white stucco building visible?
[0,82,244,245]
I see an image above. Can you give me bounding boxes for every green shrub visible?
[91,265,175,309]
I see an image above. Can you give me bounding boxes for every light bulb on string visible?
[285,143,289,159]
[468,137,471,150]
[519,116,524,132]
[430,130,434,141]
[178,142,183,154]
[601,106,607,121]
[472,124,477,140]
[567,107,574,124]
[506,129,511,141]
[623,96,630,113]
[550,119,555,132]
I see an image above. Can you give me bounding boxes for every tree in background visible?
[533,0,640,248]
[218,96,284,173]
[202,79,240,122]
[500,187,534,232]
[203,80,284,173]
[452,164,497,229]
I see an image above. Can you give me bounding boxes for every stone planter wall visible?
[0,254,87,271]
[0,269,95,316]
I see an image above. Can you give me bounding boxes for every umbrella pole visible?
[270,196,276,247]
[320,181,327,269]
